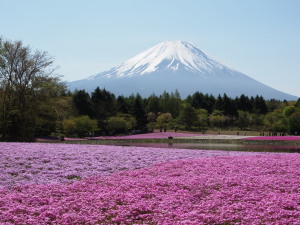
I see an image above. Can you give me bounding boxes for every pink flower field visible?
[244,136,300,141]
[0,143,300,224]
[0,143,254,187]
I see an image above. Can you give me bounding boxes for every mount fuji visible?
[68,40,298,100]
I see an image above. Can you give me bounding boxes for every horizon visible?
[1,0,299,96]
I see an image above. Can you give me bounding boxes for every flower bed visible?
[244,136,300,141]
[0,142,256,187]
[1,154,299,224]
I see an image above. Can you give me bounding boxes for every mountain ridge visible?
[69,41,298,100]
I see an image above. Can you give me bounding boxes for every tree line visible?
[1,38,300,141]
[70,88,300,136]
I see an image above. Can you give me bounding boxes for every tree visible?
[289,111,300,134]
[214,95,223,111]
[209,110,225,129]
[156,113,173,131]
[283,106,296,117]
[72,116,98,137]
[115,113,136,130]
[73,89,92,116]
[133,94,147,130]
[147,112,157,131]
[283,106,298,134]
[191,92,203,109]
[295,98,300,108]
[253,95,268,114]
[106,116,129,134]
[222,93,238,117]
[0,38,64,141]
[91,87,116,131]
[180,105,197,130]
[62,119,76,136]
[237,111,251,130]
[263,109,287,132]
[159,91,170,113]
[237,94,252,112]
[146,94,161,113]
[116,95,129,114]
[195,109,208,131]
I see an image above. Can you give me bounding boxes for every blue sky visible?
[1,0,300,97]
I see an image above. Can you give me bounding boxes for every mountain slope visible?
[68,41,298,100]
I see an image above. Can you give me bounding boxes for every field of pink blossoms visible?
[0,143,300,224]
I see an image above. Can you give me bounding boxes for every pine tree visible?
[133,95,147,130]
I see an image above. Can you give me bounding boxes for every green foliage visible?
[180,106,197,130]
[295,98,300,108]
[116,96,129,114]
[195,109,209,130]
[115,113,137,129]
[237,111,250,129]
[0,38,66,141]
[156,113,173,130]
[62,119,76,136]
[147,94,162,113]
[263,109,287,132]
[107,116,129,134]
[91,87,116,130]
[73,90,92,116]
[147,112,157,131]
[72,116,98,137]
[282,106,300,134]
[283,106,296,117]
[133,94,147,129]
[209,110,225,129]
[253,95,268,114]
[289,111,300,134]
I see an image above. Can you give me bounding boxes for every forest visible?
[1,38,300,141]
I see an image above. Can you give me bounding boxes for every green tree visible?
[237,94,252,112]
[91,87,116,131]
[283,106,296,117]
[237,111,251,130]
[253,95,268,114]
[72,116,98,137]
[73,90,92,116]
[147,112,157,131]
[283,106,298,134]
[295,98,300,108]
[107,116,129,134]
[156,113,173,131]
[116,95,129,114]
[62,119,76,136]
[195,109,208,131]
[133,94,147,130]
[115,113,136,130]
[289,111,300,134]
[209,110,225,129]
[146,94,161,113]
[180,105,197,130]
[0,38,65,141]
[263,109,287,132]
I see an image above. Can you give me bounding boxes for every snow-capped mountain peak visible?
[89,40,226,79]
[69,41,298,100]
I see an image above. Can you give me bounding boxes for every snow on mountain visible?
[68,41,298,100]
[89,40,226,79]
